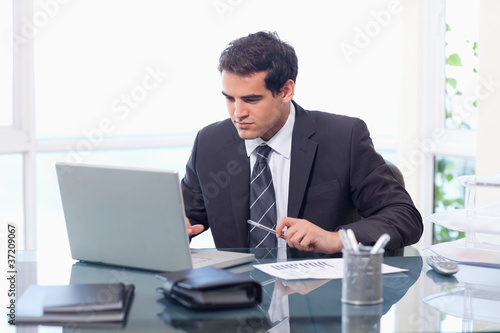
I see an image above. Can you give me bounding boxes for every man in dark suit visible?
[182,31,423,254]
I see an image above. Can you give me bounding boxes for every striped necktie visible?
[249,144,277,248]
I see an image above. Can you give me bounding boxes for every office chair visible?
[385,159,405,188]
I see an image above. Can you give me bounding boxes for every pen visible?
[339,229,352,252]
[370,233,390,254]
[346,229,359,253]
[247,220,286,239]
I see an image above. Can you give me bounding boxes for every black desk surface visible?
[12,247,500,333]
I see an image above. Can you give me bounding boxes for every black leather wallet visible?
[156,266,262,310]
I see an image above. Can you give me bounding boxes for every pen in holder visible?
[340,231,389,305]
[341,246,384,305]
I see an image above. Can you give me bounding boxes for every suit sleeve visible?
[345,119,423,249]
[181,132,209,232]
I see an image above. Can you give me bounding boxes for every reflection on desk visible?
[12,248,500,333]
[422,264,500,331]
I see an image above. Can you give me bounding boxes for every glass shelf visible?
[427,174,500,267]
[458,174,500,248]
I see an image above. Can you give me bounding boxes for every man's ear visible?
[281,79,295,103]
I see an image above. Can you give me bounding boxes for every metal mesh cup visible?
[341,248,384,305]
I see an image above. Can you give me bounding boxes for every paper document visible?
[253,258,407,280]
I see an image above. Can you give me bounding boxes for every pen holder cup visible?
[341,248,384,305]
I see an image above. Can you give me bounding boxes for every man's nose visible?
[234,100,247,119]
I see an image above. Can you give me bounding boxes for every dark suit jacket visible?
[181,101,423,250]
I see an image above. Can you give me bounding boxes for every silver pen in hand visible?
[247,219,286,239]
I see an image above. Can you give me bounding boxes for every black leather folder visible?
[17,283,135,324]
[156,266,262,310]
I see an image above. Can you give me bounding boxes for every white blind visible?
[34,0,402,141]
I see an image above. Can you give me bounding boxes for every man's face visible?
[221,71,293,141]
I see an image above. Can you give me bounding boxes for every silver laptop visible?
[55,162,254,272]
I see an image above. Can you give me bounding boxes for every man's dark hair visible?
[218,31,298,96]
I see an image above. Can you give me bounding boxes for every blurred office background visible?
[1,0,499,255]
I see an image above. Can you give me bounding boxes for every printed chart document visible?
[253,258,407,280]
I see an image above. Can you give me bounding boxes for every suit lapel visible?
[225,136,251,247]
[288,103,318,218]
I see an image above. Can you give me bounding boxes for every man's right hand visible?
[276,217,343,254]
[186,217,204,237]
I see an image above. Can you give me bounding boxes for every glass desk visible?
[9,248,500,333]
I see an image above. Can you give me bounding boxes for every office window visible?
[34,1,222,139]
[444,0,479,130]
[427,0,479,244]
[0,0,13,126]
[34,0,402,141]
[0,154,24,249]
[433,155,475,243]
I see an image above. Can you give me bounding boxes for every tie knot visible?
[256,144,272,162]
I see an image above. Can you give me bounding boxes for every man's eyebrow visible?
[221,91,264,99]
[241,94,264,99]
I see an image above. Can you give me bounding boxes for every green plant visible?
[433,156,475,244]
[444,23,478,130]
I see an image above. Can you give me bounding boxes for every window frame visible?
[420,0,477,246]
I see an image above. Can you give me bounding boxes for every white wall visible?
[476,0,500,205]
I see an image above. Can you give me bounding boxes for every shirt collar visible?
[245,102,295,159]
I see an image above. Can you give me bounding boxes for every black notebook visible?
[17,283,134,324]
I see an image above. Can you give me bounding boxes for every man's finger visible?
[187,223,204,236]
